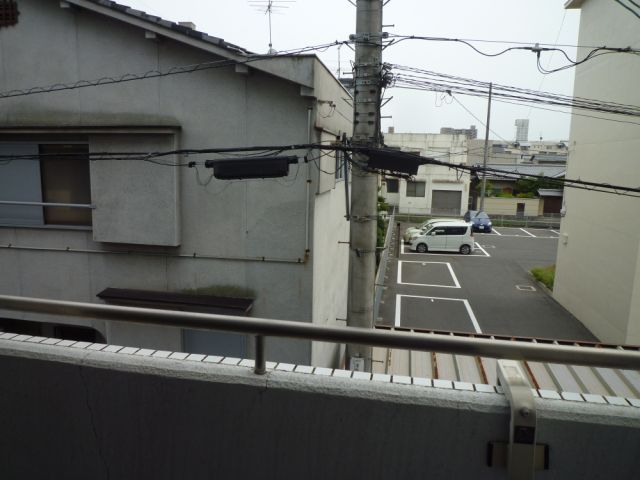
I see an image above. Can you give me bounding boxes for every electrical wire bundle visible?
[390,65,640,120]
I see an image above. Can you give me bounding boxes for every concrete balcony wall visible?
[0,338,638,479]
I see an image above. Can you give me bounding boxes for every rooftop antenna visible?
[249,0,295,54]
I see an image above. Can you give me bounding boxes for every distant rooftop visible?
[483,163,566,180]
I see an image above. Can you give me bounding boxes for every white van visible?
[409,221,474,255]
[402,217,459,243]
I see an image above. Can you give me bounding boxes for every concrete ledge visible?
[0,336,639,478]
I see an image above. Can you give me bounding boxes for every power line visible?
[390,65,640,120]
[2,142,636,198]
[450,94,508,142]
[0,41,349,100]
[614,0,640,20]
[386,34,639,51]
[384,34,639,73]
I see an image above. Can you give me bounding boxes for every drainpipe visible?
[305,105,313,261]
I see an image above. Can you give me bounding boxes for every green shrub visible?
[495,191,513,198]
[531,265,555,290]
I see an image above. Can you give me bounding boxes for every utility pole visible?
[479,82,493,211]
[347,0,384,371]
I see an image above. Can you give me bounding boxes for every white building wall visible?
[0,0,352,365]
[385,132,470,215]
[311,179,349,367]
[554,0,640,344]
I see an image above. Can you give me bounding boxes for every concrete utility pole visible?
[347,0,384,371]
[479,82,493,211]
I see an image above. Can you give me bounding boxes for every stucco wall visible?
[554,0,640,344]
[0,1,351,365]
[311,170,349,367]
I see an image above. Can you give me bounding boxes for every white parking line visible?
[401,240,490,257]
[397,261,461,288]
[491,228,502,236]
[463,301,483,334]
[474,243,491,257]
[520,228,536,237]
[395,294,482,333]
[551,230,560,235]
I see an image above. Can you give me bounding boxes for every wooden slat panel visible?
[547,363,583,393]
[410,350,432,378]
[455,355,482,384]
[526,362,557,390]
[571,366,610,395]
[618,370,640,397]
[372,347,388,374]
[435,353,457,381]
[595,367,634,398]
[480,357,498,385]
[389,349,410,376]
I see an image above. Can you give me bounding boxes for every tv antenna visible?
[249,0,295,54]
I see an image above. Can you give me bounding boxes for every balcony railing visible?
[1,294,639,375]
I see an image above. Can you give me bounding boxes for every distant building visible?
[440,125,478,139]
[382,130,470,216]
[467,139,568,166]
[515,119,530,142]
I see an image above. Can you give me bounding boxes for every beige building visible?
[554,0,640,344]
[382,131,470,215]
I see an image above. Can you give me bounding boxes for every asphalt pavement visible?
[377,224,597,342]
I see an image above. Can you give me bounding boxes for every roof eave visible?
[65,0,324,89]
[564,0,584,9]
[66,0,248,61]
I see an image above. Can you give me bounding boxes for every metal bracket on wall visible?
[488,360,548,479]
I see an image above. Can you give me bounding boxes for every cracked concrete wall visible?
[0,340,639,479]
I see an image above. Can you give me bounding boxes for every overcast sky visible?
[123,0,582,141]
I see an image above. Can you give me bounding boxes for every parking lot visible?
[378,224,597,341]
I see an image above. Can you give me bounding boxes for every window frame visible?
[0,141,93,229]
[335,150,345,181]
[406,180,426,197]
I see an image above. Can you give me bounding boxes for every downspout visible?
[305,105,313,261]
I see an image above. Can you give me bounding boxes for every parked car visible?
[402,217,459,243]
[410,221,475,255]
[464,210,492,233]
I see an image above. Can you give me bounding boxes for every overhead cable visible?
[0,41,350,100]
[390,65,640,119]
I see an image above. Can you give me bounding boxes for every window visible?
[444,226,468,235]
[335,150,345,180]
[386,179,399,193]
[406,181,426,197]
[0,143,92,227]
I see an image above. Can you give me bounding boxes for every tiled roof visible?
[80,0,252,55]
[484,163,566,180]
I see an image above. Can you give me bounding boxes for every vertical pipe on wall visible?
[305,106,313,257]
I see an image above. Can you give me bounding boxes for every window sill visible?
[0,224,92,231]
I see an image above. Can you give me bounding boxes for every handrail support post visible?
[254,335,266,375]
[497,360,538,480]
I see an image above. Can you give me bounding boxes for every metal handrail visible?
[373,210,395,321]
[1,294,639,374]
